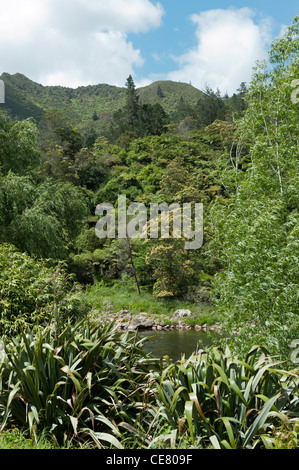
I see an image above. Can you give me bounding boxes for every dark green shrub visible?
[0,244,89,337]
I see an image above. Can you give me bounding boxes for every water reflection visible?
[138,329,221,361]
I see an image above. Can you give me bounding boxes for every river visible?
[138,328,222,361]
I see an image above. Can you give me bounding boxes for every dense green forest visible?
[0,16,298,449]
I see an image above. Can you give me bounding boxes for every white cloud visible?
[0,0,48,41]
[0,0,164,87]
[72,0,164,33]
[167,7,273,95]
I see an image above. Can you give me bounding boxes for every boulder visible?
[126,318,155,331]
[173,309,192,319]
[118,310,130,315]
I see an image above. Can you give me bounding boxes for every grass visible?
[84,278,221,326]
[272,421,299,449]
[0,428,57,449]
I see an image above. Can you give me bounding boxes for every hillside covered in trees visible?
[0,70,244,308]
[0,15,298,451]
[0,16,298,357]
[0,71,244,140]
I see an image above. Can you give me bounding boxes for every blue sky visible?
[0,1,298,95]
[131,1,298,83]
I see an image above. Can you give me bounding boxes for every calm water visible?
[138,329,221,361]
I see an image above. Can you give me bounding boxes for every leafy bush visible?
[0,174,90,259]
[0,112,40,175]
[0,244,89,337]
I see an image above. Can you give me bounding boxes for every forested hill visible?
[0,72,204,132]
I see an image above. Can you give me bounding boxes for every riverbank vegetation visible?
[0,16,298,449]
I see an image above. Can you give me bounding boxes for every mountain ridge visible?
[0,72,205,134]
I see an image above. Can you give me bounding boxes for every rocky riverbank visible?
[94,308,222,332]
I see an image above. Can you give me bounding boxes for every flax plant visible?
[151,345,299,449]
[0,319,159,448]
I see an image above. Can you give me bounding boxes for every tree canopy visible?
[210,14,299,357]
